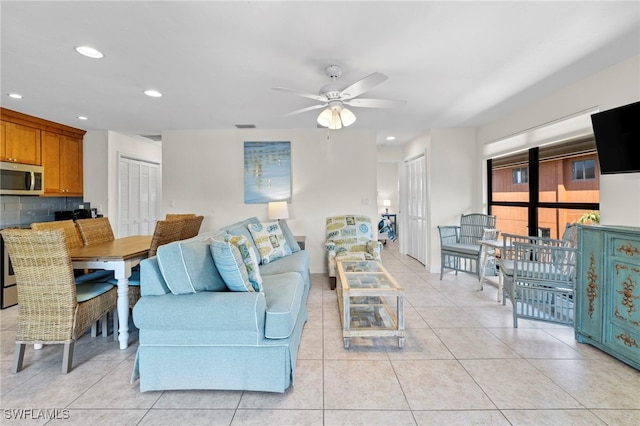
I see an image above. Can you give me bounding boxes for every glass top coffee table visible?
[336,260,405,348]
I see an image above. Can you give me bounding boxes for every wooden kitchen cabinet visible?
[0,120,42,165]
[1,108,85,197]
[42,131,83,196]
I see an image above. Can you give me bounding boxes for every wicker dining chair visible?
[149,219,185,256]
[1,228,118,374]
[31,220,83,249]
[165,213,196,221]
[76,217,115,246]
[31,220,114,287]
[112,219,185,309]
[179,215,204,240]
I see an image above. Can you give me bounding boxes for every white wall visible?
[161,128,379,274]
[83,131,109,214]
[377,144,402,221]
[478,55,640,227]
[377,162,399,214]
[402,128,478,272]
[83,131,162,235]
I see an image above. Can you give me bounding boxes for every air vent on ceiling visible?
[235,124,256,129]
[139,134,162,142]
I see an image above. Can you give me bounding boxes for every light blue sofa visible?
[131,217,310,393]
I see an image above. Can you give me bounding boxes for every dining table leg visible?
[113,262,132,350]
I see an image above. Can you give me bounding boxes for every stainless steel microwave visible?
[0,162,44,195]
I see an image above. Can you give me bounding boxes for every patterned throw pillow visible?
[247,221,292,264]
[227,234,263,292]
[209,236,254,292]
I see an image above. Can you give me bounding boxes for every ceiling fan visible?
[273,65,406,130]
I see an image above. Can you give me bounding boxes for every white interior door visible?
[405,155,427,264]
[118,156,159,237]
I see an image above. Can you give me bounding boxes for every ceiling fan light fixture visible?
[317,103,356,130]
[339,107,356,127]
[317,107,334,128]
[329,109,342,130]
[317,107,343,130]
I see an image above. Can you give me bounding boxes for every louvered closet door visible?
[118,157,159,237]
[405,155,426,264]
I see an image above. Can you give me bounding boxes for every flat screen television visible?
[590,101,640,174]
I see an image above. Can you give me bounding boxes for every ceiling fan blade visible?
[339,72,388,100]
[283,103,327,117]
[344,98,406,108]
[272,87,326,102]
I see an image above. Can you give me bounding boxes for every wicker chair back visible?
[76,217,115,246]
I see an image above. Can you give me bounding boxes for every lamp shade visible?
[339,107,356,127]
[317,108,338,129]
[268,201,289,220]
[317,103,356,130]
[383,200,391,207]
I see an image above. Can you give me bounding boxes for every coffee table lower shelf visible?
[337,295,405,348]
[336,260,405,349]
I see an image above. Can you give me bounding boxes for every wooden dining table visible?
[69,235,152,349]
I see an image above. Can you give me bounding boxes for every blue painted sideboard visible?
[576,224,640,370]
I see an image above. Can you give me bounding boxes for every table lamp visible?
[383,200,391,214]
[268,201,289,220]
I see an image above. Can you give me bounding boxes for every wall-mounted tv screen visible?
[590,101,640,175]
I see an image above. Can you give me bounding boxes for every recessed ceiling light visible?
[75,46,104,59]
[386,136,396,141]
[8,93,23,99]
[77,116,88,120]
[144,89,163,98]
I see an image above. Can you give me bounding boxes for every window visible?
[572,159,596,180]
[512,167,528,184]
[488,138,599,237]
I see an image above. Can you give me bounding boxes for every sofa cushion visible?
[278,219,300,253]
[220,217,261,261]
[210,235,255,292]
[134,291,267,345]
[228,234,263,292]
[140,257,171,296]
[262,272,304,339]
[248,221,292,264]
[259,250,310,291]
[156,238,227,294]
[335,251,374,262]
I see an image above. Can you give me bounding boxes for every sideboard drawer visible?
[610,235,640,261]
[606,323,640,362]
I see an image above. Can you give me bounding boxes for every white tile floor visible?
[1,241,640,425]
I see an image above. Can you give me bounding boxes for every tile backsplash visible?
[0,196,89,228]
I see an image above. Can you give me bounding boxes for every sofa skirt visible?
[133,305,307,393]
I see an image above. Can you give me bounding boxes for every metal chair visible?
[500,224,578,305]
[76,217,115,246]
[438,213,497,280]
[509,241,577,328]
[1,228,118,374]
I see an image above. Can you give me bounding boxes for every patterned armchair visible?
[325,215,382,289]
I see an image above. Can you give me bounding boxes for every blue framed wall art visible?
[244,141,291,204]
